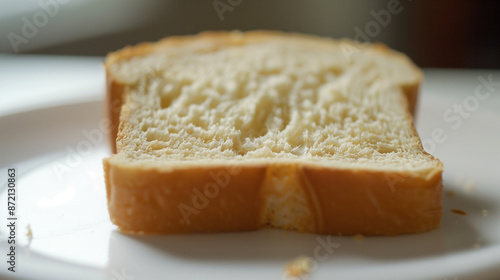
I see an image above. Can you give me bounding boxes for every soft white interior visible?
[111,39,437,171]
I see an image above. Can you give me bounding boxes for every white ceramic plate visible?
[1,69,500,280]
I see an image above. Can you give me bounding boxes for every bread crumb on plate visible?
[451,209,467,216]
[284,256,313,279]
[464,180,475,193]
[26,224,33,241]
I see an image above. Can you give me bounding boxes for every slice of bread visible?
[103,31,443,235]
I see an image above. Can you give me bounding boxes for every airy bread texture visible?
[104,31,443,235]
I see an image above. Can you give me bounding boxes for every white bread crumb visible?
[284,256,313,279]
[26,224,33,241]
[464,180,475,193]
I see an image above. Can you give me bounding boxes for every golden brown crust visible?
[103,31,441,236]
[403,83,420,116]
[302,166,442,235]
[105,70,125,153]
[105,161,267,233]
[105,159,442,235]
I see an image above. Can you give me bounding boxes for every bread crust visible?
[104,31,441,236]
[104,158,442,235]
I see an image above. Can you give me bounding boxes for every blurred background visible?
[0,0,499,68]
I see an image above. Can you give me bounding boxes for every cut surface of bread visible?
[104,31,442,235]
